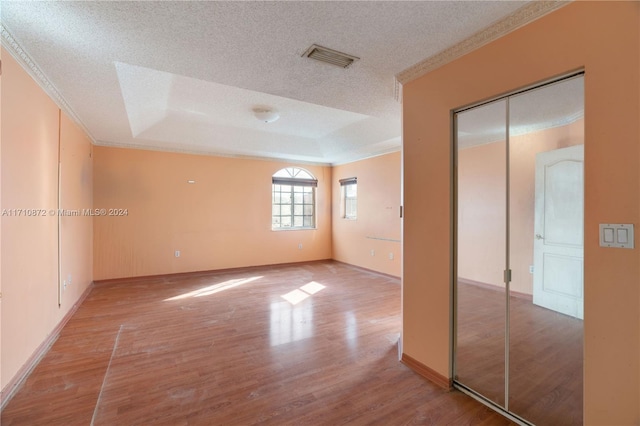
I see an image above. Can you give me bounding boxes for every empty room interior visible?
[1,2,639,425]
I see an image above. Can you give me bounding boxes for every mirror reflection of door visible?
[508,76,584,425]
[454,75,584,425]
[533,145,584,319]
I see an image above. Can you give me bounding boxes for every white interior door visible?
[533,144,584,319]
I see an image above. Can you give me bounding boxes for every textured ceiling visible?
[0,1,574,165]
[458,75,584,149]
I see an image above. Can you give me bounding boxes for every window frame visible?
[339,177,357,220]
[272,168,317,230]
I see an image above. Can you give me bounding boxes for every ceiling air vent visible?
[302,44,359,68]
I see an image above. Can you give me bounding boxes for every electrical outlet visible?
[389,252,394,260]
[298,243,303,250]
[529,265,534,274]
[370,249,375,256]
[175,250,181,258]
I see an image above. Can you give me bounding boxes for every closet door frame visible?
[451,71,584,426]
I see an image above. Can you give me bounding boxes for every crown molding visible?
[394,0,569,93]
[330,146,401,167]
[91,140,335,167]
[91,139,401,167]
[1,23,96,143]
[393,78,402,104]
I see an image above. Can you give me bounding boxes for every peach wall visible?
[332,152,401,277]
[0,48,94,391]
[458,119,584,295]
[1,49,59,391]
[59,114,94,310]
[457,140,506,288]
[402,2,639,424]
[93,147,332,280]
[0,48,4,390]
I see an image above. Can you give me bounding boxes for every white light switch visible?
[617,228,629,244]
[599,224,634,249]
[603,228,615,243]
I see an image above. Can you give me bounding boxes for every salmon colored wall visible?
[0,48,4,387]
[0,49,94,391]
[458,119,584,294]
[59,114,94,310]
[457,140,506,288]
[402,2,639,424]
[332,152,401,277]
[93,147,332,280]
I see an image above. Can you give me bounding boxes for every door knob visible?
[535,234,544,240]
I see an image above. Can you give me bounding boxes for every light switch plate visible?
[599,224,634,249]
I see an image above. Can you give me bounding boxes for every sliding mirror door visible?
[455,99,507,407]
[454,75,584,425]
[508,76,584,425]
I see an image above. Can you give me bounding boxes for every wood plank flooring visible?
[2,261,513,425]
[456,281,583,425]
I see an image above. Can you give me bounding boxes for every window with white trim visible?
[272,167,317,229]
[340,177,357,219]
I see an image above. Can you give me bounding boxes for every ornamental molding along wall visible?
[1,24,96,143]
[394,1,569,101]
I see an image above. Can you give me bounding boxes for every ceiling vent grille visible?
[302,44,359,68]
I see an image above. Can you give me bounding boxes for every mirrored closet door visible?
[454,75,584,425]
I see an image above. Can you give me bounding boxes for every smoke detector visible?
[253,107,280,123]
[302,44,359,68]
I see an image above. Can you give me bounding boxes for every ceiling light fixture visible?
[253,107,280,123]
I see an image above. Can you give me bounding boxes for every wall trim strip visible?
[94,259,399,286]
[0,283,95,410]
[331,260,401,280]
[401,353,453,390]
[457,277,533,302]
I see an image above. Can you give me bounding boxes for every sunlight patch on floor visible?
[281,281,326,305]
[164,276,263,301]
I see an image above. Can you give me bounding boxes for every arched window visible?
[272,167,317,229]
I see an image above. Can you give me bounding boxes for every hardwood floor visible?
[456,281,583,426]
[2,261,513,425]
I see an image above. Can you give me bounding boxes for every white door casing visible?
[533,144,584,319]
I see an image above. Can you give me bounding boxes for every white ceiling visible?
[457,75,584,148]
[0,1,573,165]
